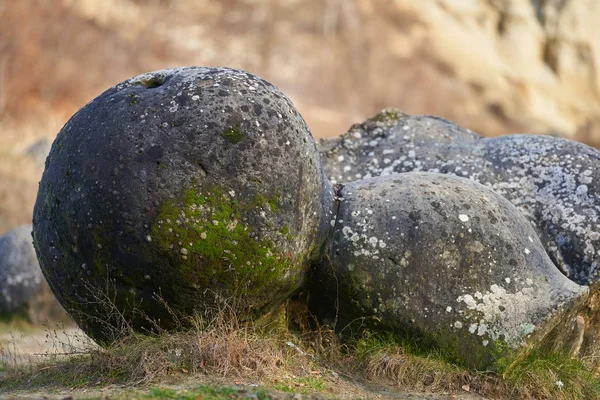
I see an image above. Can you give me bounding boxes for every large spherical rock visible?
[33,67,334,343]
[310,173,585,369]
[319,110,600,285]
[0,225,63,323]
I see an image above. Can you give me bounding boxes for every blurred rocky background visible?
[1,0,600,235]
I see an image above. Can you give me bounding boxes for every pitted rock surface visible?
[319,110,600,285]
[33,67,335,343]
[309,173,585,368]
[0,225,54,321]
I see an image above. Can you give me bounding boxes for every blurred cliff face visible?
[1,0,599,234]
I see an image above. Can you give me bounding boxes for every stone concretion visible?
[33,67,334,343]
[320,110,600,285]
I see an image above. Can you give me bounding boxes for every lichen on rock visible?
[309,172,585,369]
[33,66,335,343]
[319,109,600,285]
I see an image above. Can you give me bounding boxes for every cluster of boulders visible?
[27,67,600,369]
[319,112,600,285]
[316,110,600,367]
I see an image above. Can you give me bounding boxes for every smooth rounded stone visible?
[33,67,335,343]
[24,138,53,166]
[0,225,63,323]
[319,109,600,285]
[309,173,586,369]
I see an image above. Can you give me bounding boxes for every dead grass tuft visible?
[498,349,600,400]
[0,302,312,392]
[353,332,600,400]
[364,347,471,392]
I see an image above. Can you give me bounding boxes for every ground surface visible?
[0,325,486,400]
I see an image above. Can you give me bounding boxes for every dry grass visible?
[362,346,473,392]
[353,332,600,400]
[0,303,320,393]
[1,298,599,399]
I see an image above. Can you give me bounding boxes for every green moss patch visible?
[370,109,405,124]
[221,124,244,144]
[127,93,138,106]
[151,185,301,309]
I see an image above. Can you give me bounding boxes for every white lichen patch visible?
[338,213,390,260]
[456,283,554,348]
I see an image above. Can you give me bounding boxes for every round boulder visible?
[33,67,334,343]
[310,173,585,369]
[0,225,64,323]
[319,110,600,285]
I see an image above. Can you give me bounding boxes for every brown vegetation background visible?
[1,0,599,234]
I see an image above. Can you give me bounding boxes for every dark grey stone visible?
[319,110,600,285]
[33,67,335,343]
[25,138,53,166]
[309,173,585,368]
[0,225,46,318]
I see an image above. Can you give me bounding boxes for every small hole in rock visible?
[143,77,165,89]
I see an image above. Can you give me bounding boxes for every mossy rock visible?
[319,109,600,286]
[32,67,334,343]
[309,173,585,369]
